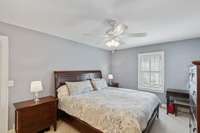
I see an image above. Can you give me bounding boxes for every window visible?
[138,51,164,92]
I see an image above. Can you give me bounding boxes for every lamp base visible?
[34,98,40,104]
[33,92,40,104]
[109,80,113,85]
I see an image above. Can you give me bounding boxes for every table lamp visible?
[30,81,43,104]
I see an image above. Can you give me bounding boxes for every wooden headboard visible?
[54,70,102,96]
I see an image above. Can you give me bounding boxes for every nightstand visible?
[108,82,119,87]
[14,96,58,133]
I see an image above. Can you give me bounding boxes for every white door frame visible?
[0,35,9,133]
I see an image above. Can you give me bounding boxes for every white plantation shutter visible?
[138,51,164,92]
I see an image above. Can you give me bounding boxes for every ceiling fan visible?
[84,19,147,48]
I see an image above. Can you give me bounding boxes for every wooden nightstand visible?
[14,96,58,133]
[108,82,119,87]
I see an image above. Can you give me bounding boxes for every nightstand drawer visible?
[21,105,54,128]
[22,122,41,133]
[21,106,41,121]
[22,116,40,129]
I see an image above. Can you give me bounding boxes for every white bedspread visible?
[59,87,160,133]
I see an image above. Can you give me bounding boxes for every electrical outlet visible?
[8,80,14,87]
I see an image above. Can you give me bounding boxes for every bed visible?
[54,70,160,133]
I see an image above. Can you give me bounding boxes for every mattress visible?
[59,87,160,133]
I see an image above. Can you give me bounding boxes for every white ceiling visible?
[0,0,200,50]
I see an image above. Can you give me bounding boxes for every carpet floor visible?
[46,108,189,133]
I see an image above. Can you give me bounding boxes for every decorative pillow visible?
[65,80,93,95]
[91,78,108,90]
[57,85,69,99]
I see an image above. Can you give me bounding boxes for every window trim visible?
[138,51,165,93]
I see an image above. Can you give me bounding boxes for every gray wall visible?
[112,39,200,102]
[0,22,111,129]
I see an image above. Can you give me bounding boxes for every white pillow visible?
[57,85,69,99]
[66,80,93,95]
[91,78,108,90]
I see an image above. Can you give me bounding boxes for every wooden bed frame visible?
[54,70,159,133]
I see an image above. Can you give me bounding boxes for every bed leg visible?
[156,106,159,118]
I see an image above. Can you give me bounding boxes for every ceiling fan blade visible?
[83,33,106,37]
[125,32,147,37]
[83,33,100,36]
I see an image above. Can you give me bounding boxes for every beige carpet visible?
[46,108,189,133]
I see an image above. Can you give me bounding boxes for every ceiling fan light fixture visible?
[105,39,120,48]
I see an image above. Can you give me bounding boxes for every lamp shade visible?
[30,81,43,93]
[108,74,114,80]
